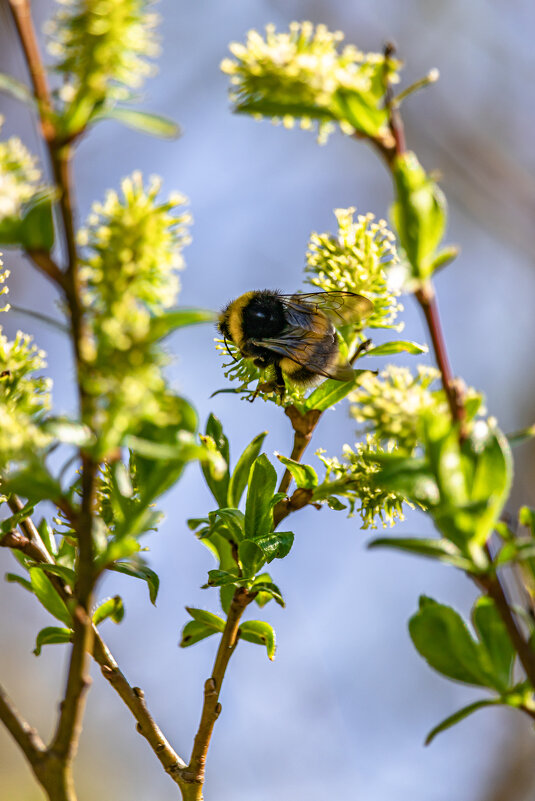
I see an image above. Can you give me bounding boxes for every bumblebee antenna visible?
[223,337,239,363]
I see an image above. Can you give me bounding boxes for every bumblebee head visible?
[219,290,284,348]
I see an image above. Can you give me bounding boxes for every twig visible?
[185,588,254,797]
[94,632,188,783]
[26,250,66,290]
[415,283,466,431]
[476,573,535,690]
[0,682,46,766]
[277,407,321,496]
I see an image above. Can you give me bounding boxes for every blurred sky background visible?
[1,1,535,799]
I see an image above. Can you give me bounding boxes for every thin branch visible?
[7,0,55,142]
[94,631,188,785]
[415,283,466,431]
[476,573,535,690]
[0,682,46,766]
[277,407,321,496]
[185,588,254,796]
[27,250,67,291]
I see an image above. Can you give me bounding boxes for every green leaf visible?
[364,340,428,357]
[471,597,515,692]
[148,308,218,342]
[180,620,219,648]
[29,563,76,585]
[19,191,55,251]
[93,595,125,626]
[42,417,94,447]
[185,607,226,631]
[250,579,285,607]
[429,245,459,274]
[109,562,160,604]
[251,572,275,608]
[29,567,71,625]
[0,501,35,535]
[214,508,245,543]
[227,431,268,508]
[5,572,32,592]
[244,454,277,539]
[205,569,241,588]
[508,425,535,447]
[33,626,72,656]
[38,519,57,556]
[367,536,474,571]
[201,414,230,507]
[235,98,334,122]
[91,107,181,139]
[0,72,37,108]
[3,464,62,503]
[255,531,294,563]
[425,699,500,745]
[275,454,317,489]
[391,151,447,280]
[239,620,276,660]
[409,596,493,688]
[304,371,371,412]
[332,87,387,138]
[238,539,265,576]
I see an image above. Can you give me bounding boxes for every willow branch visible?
[93,632,188,785]
[415,283,466,431]
[476,572,535,690]
[0,682,46,766]
[186,588,254,794]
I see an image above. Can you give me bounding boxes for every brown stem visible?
[383,42,406,158]
[185,588,254,798]
[277,407,321,496]
[7,0,55,142]
[27,250,67,290]
[92,632,188,786]
[477,573,535,689]
[415,283,466,431]
[0,682,46,765]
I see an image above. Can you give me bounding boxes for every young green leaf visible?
[19,191,55,252]
[109,562,160,605]
[364,340,428,357]
[93,595,125,626]
[91,107,181,139]
[33,626,72,656]
[180,620,220,648]
[204,569,242,588]
[29,567,71,626]
[409,596,494,688]
[0,72,37,108]
[239,620,276,660]
[5,573,32,593]
[424,699,500,745]
[250,580,285,607]
[244,454,277,539]
[471,597,515,692]
[148,308,218,342]
[391,151,447,280]
[275,454,317,489]
[201,414,230,507]
[227,431,268,508]
[254,531,294,563]
[304,371,371,412]
[238,539,265,576]
[185,607,226,632]
[367,536,474,571]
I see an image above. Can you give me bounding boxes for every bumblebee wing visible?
[279,291,374,327]
[250,329,355,382]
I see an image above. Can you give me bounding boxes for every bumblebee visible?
[218,289,373,394]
